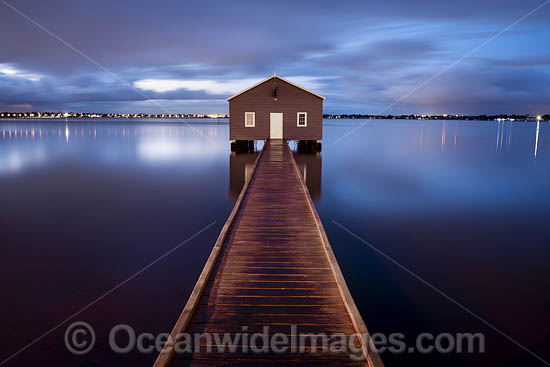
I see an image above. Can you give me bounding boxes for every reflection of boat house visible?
[293,152,322,200]
[229,148,322,200]
[228,152,259,199]
[227,74,325,145]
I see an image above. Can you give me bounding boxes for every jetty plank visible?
[155,140,382,367]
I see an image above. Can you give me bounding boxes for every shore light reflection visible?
[137,138,224,162]
[534,120,540,159]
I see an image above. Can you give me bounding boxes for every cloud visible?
[0,63,42,81]
[133,78,260,94]
[133,76,330,96]
[10,104,33,109]
[0,0,548,113]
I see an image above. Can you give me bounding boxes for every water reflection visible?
[534,120,540,159]
[495,120,513,152]
[0,121,227,174]
[228,151,259,198]
[293,151,322,200]
[409,119,546,156]
[0,119,236,367]
[1,118,549,367]
[0,123,220,142]
[441,121,446,151]
[228,145,323,200]
[439,122,460,152]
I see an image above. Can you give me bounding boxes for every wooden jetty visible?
[155,140,382,367]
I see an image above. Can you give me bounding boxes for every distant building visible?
[227,74,325,143]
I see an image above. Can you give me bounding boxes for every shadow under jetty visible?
[296,139,322,153]
[230,139,256,153]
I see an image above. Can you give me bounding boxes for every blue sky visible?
[0,0,548,114]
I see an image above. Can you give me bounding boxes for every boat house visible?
[227,74,325,149]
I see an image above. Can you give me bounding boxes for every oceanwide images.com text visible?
[65,321,485,359]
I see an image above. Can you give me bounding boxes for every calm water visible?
[0,118,548,366]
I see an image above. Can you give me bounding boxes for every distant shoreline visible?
[0,112,228,119]
[324,114,549,122]
[0,112,548,122]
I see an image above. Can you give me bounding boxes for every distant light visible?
[537,115,542,120]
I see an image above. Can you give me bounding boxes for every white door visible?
[270,113,283,139]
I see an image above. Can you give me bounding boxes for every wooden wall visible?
[229,77,323,140]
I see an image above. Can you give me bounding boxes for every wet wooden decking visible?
[155,140,382,367]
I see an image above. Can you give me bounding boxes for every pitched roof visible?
[226,75,326,101]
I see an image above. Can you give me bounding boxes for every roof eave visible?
[226,75,326,101]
